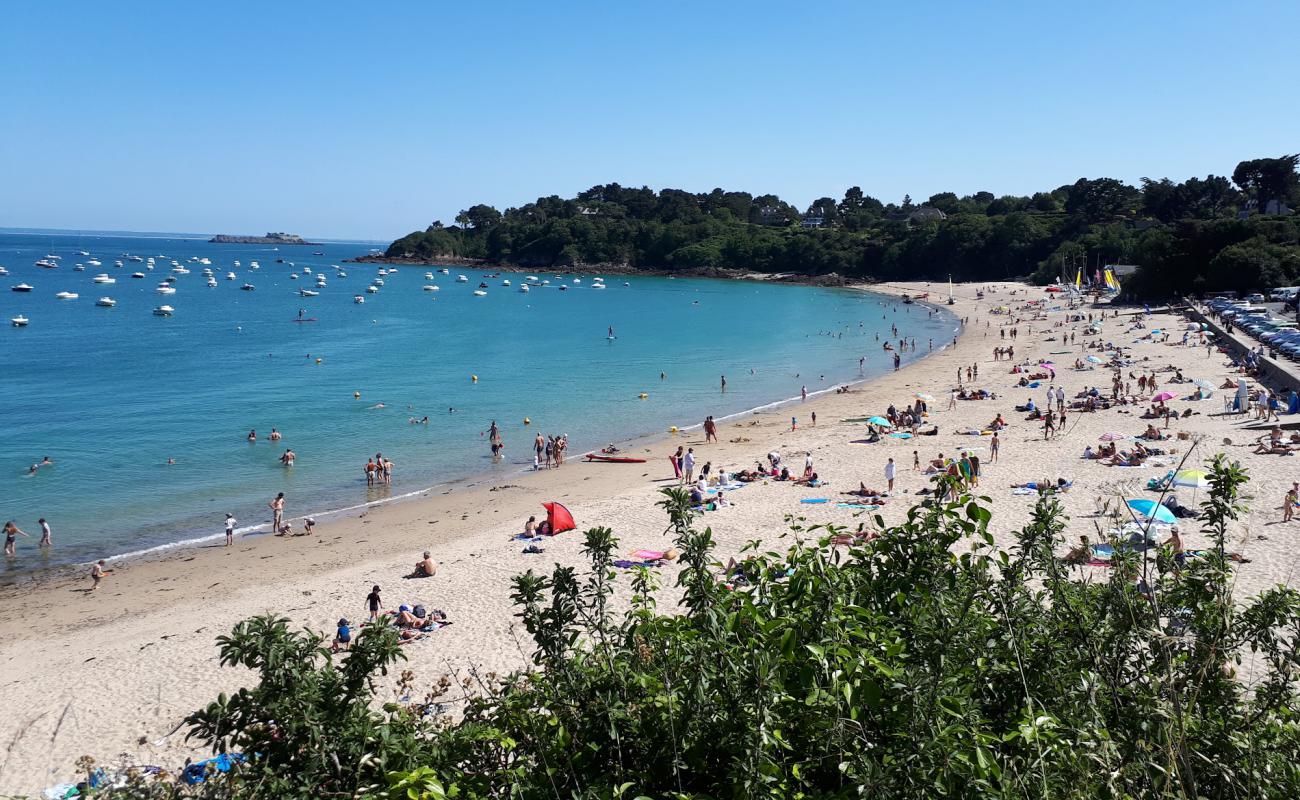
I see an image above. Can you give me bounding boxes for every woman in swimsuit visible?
[4,521,28,556]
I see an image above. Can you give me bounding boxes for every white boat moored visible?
[95,297,116,307]
[11,315,29,327]
[153,305,174,316]
[55,291,79,299]
[93,274,116,284]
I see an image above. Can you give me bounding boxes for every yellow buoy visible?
[638,392,648,399]
[523,417,531,425]
[669,426,679,433]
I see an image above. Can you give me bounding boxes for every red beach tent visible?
[543,502,576,534]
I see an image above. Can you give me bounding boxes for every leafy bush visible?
[94,457,1300,799]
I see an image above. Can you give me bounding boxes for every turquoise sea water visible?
[0,231,958,576]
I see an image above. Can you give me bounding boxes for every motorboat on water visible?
[423,284,439,291]
[226,272,237,280]
[373,277,384,286]
[299,288,319,297]
[473,290,487,297]
[502,279,511,286]
[74,264,86,271]
[128,255,143,262]
[241,283,255,291]
[131,272,145,279]
[558,285,568,291]
[77,250,90,256]
[35,259,58,269]
[303,266,313,274]
[85,259,102,267]
[207,278,218,287]
[55,291,78,299]
[12,283,33,292]
[424,272,434,280]
[353,295,365,303]
[0,267,8,276]
[337,270,347,278]
[94,274,116,284]
[289,273,299,280]
[438,268,449,274]
[456,274,468,282]
[156,284,176,294]
[520,284,530,293]
[96,297,116,307]
[153,305,174,316]
[11,315,29,327]
[366,285,379,294]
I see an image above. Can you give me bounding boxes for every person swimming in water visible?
[247,429,256,442]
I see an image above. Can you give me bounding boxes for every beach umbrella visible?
[867,416,891,426]
[1099,432,1127,441]
[1152,391,1176,403]
[1126,498,1177,524]
[1086,355,1103,364]
[915,393,935,402]
[1192,378,1214,390]
[1172,470,1208,489]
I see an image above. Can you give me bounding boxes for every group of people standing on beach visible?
[533,432,569,469]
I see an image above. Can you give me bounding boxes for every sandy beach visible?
[3,280,1297,795]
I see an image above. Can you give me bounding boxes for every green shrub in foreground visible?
[90,455,1300,798]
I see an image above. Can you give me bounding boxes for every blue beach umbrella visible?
[1126,498,1176,524]
[867,416,891,426]
[1086,355,1103,364]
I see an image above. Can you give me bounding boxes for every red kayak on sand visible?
[584,453,647,463]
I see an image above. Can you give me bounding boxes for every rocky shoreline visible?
[345,253,854,287]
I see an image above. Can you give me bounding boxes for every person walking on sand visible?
[269,492,285,533]
[683,448,696,484]
[90,559,112,591]
[224,513,237,546]
[1284,483,1298,523]
[38,518,51,548]
[3,521,28,557]
[913,450,920,471]
[366,584,382,622]
[990,431,1000,463]
[885,457,896,492]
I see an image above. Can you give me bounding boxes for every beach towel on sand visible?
[800,498,830,504]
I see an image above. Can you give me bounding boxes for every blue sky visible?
[2,1,1297,241]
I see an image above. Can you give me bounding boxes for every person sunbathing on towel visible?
[793,471,821,487]
[843,482,885,498]
[395,605,426,628]
[989,414,1006,430]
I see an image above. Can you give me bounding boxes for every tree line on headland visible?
[384,155,1300,299]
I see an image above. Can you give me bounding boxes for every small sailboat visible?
[947,276,955,306]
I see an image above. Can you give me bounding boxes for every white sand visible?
[1,281,1295,795]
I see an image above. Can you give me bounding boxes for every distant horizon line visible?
[0,226,389,245]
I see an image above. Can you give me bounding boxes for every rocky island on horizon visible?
[209,232,319,245]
